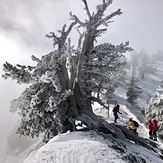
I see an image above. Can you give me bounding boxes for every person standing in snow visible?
[112,104,122,123]
[128,118,138,134]
[148,119,153,139]
[152,119,158,141]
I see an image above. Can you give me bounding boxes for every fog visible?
[0,0,163,154]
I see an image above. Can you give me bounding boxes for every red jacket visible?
[148,119,153,130]
[152,120,157,131]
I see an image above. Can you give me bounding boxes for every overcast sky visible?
[0,0,163,144]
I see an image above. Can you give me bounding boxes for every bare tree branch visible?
[94,0,112,19]
[104,9,122,22]
[70,12,85,26]
[77,29,84,51]
[82,0,91,19]
[46,21,77,49]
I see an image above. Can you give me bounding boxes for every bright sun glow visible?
[0,36,22,64]
[0,35,34,66]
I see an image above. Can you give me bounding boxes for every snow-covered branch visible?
[46,21,77,49]
[2,62,32,84]
[104,9,122,23]
[70,12,85,27]
[3,0,134,141]
[82,0,91,19]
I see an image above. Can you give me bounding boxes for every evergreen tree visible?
[137,50,157,79]
[129,50,152,80]
[126,68,142,103]
[145,82,163,140]
[2,0,132,142]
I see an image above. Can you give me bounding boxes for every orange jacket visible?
[128,121,137,130]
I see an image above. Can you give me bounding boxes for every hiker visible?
[128,117,139,134]
[112,104,122,123]
[148,119,153,139]
[152,119,158,141]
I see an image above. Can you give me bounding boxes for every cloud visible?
[1,0,163,52]
[0,0,71,50]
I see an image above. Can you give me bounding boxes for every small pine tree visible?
[137,50,152,79]
[126,71,142,103]
[145,82,163,139]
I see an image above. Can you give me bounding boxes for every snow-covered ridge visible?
[2,62,163,163]
[24,131,126,163]
[24,130,163,163]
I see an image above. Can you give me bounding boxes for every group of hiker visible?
[112,104,158,140]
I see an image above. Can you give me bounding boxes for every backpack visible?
[112,106,118,113]
[133,120,139,127]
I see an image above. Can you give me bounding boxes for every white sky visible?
[0,0,163,146]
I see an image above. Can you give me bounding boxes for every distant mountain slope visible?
[112,61,163,122]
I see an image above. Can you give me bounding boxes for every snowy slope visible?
[111,61,163,123]
[23,103,163,163]
[23,61,163,163]
[23,131,162,163]
[134,61,163,108]
[24,131,127,163]
[1,61,163,163]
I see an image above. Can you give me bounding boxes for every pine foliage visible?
[126,72,142,103]
[2,0,132,142]
[129,50,156,79]
[145,82,163,139]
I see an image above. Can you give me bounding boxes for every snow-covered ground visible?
[1,102,163,163]
[23,132,161,163]
[24,131,126,163]
[1,61,163,163]
[23,103,163,163]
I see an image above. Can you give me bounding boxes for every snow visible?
[22,103,163,163]
[1,59,163,163]
[24,131,126,163]
[22,61,163,162]
[23,130,162,163]
[1,64,163,163]
[0,109,162,163]
[23,131,147,163]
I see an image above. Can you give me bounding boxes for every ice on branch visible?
[48,90,73,109]
[2,0,134,142]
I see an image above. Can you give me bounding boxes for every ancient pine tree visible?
[2,0,132,142]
